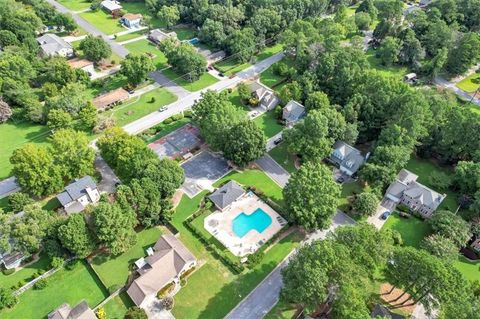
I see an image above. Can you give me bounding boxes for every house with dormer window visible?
[329,141,365,176]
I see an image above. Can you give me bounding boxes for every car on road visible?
[380,211,391,220]
[158,106,167,112]
[128,90,135,94]
[273,137,283,145]
[218,73,225,77]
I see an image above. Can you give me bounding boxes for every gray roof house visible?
[127,234,196,307]
[148,29,177,44]
[56,176,100,214]
[209,180,246,211]
[48,300,96,319]
[100,0,122,13]
[36,34,74,58]
[250,82,280,111]
[0,211,26,270]
[385,169,446,218]
[330,141,365,176]
[282,100,306,126]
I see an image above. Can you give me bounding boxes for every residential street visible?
[45,0,129,58]
[255,154,290,188]
[149,70,190,99]
[434,76,480,106]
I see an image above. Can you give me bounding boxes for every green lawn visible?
[144,117,191,143]
[161,68,219,91]
[91,227,162,290]
[366,48,408,79]
[103,292,134,319]
[454,256,480,282]
[57,0,91,11]
[0,122,50,179]
[253,111,284,138]
[121,2,165,28]
[338,181,364,212]
[173,27,196,41]
[114,30,146,43]
[405,157,459,212]
[105,88,177,127]
[0,254,51,290]
[381,213,432,248]
[457,73,480,93]
[2,261,108,319]
[79,10,124,35]
[87,74,129,99]
[123,39,168,69]
[268,143,296,174]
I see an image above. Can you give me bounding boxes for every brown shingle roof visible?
[123,13,142,21]
[92,88,129,110]
[67,58,93,69]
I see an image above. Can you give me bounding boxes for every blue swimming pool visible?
[232,208,272,238]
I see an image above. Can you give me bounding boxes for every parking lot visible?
[148,124,202,159]
[181,151,232,197]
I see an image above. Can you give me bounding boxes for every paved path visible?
[0,176,20,199]
[149,70,190,99]
[434,76,480,106]
[266,132,283,152]
[46,0,129,58]
[255,154,290,188]
[123,52,285,134]
[95,155,120,194]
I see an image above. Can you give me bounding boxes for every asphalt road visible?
[255,154,290,188]
[434,76,480,106]
[149,70,190,99]
[45,0,129,58]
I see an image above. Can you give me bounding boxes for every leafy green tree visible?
[330,283,371,319]
[356,0,378,20]
[445,32,480,76]
[278,81,302,105]
[428,171,452,192]
[157,5,179,29]
[222,120,266,167]
[305,91,330,112]
[47,109,73,130]
[199,19,226,48]
[421,234,459,264]
[248,8,282,38]
[226,28,256,63]
[237,82,251,103]
[8,192,33,213]
[54,13,77,33]
[355,12,372,31]
[124,306,147,319]
[38,57,77,88]
[10,144,63,197]
[422,20,453,57]
[0,30,19,48]
[428,210,472,248]
[353,192,379,216]
[377,36,401,66]
[79,35,111,63]
[77,102,98,131]
[160,40,207,82]
[92,202,137,255]
[283,162,341,230]
[454,161,480,196]
[49,129,95,181]
[140,159,184,199]
[422,47,448,79]
[120,54,155,87]
[45,82,90,117]
[399,29,425,68]
[375,0,403,21]
[58,214,96,258]
[0,287,17,310]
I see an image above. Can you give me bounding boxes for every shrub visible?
[163,118,173,124]
[247,251,264,268]
[149,97,156,103]
[124,306,147,319]
[50,257,64,269]
[172,113,184,121]
[162,296,174,310]
[183,110,193,118]
[0,287,17,310]
[157,282,174,299]
[180,278,187,287]
[8,192,33,212]
[1,268,15,276]
[33,278,48,290]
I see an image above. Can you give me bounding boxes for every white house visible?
[36,34,74,58]
[121,13,142,28]
[56,176,100,214]
[330,141,365,176]
[101,0,122,14]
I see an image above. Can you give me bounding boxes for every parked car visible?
[158,106,167,112]
[218,73,225,77]
[380,211,391,220]
[337,176,345,183]
[273,137,283,145]
[128,90,135,94]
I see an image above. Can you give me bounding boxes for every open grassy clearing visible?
[268,142,296,174]
[79,10,125,35]
[104,87,177,127]
[260,58,294,89]
[454,256,480,282]
[405,157,459,212]
[253,111,284,138]
[103,292,134,319]
[2,260,108,319]
[161,68,219,91]
[366,48,408,79]
[381,213,432,248]
[173,27,196,41]
[0,122,50,179]
[114,30,146,42]
[338,181,364,212]
[457,72,480,93]
[123,39,168,69]
[0,254,51,290]
[57,0,91,11]
[87,74,129,99]
[91,227,162,290]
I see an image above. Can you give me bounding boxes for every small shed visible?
[92,88,129,111]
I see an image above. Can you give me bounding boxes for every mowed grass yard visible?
[457,72,480,93]
[104,87,177,127]
[381,213,432,248]
[123,39,168,69]
[0,254,51,290]
[57,0,91,11]
[2,261,108,319]
[161,68,219,92]
[0,122,50,179]
[170,169,300,319]
[366,48,408,79]
[268,142,296,174]
[253,111,283,138]
[103,292,134,319]
[80,10,125,35]
[91,227,162,290]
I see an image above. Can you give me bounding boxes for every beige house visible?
[56,176,100,214]
[48,301,96,319]
[385,169,446,218]
[127,234,196,307]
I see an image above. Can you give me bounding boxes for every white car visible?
[158,106,167,112]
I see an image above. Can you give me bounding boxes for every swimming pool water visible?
[232,208,272,238]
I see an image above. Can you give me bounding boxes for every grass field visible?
[123,39,168,69]
[114,30,146,43]
[57,0,91,11]
[0,122,50,179]
[268,142,296,174]
[260,58,293,89]
[457,73,480,93]
[366,48,408,79]
[338,181,364,212]
[103,292,134,319]
[80,10,125,35]
[91,227,162,290]
[105,88,177,126]
[161,68,219,91]
[88,74,128,99]
[253,111,284,138]
[381,213,432,248]
[0,254,51,290]
[144,117,191,143]
[173,27,196,41]
[454,256,480,282]
[2,260,108,319]
[405,157,459,212]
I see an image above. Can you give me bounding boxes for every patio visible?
[204,192,286,257]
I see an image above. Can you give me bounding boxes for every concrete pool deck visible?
[204,192,286,257]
